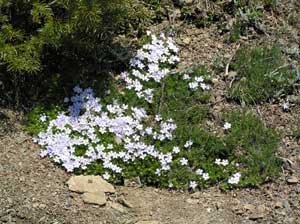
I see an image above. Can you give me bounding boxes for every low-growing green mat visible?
[229,45,299,104]
[28,33,282,190]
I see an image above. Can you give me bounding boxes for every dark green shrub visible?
[0,0,151,108]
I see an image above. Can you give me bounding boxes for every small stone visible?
[32,203,39,208]
[116,197,134,208]
[114,136,122,145]
[136,221,160,224]
[287,176,299,184]
[182,37,191,45]
[274,201,283,209]
[217,43,223,49]
[67,175,115,193]
[211,78,219,85]
[227,71,237,79]
[282,200,290,209]
[39,204,46,209]
[184,0,194,4]
[110,202,128,214]
[190,192,202,199]
[215,202,222,210]
[235,209,243,215]
[82,192,106,206]
[249,212,264,220]
[124,176,142,187]
[243,204,255,211]
[0,215,11,222]
[186,198,198,204]
[175,0,193,6]
[249,206,266,220]
[173,9,181,18]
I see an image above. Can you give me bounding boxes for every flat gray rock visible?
[82,192,106,206]
[67,175,115,193]
[287,176,299,184]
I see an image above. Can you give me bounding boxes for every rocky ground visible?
[0,118,299,224]
[1,1,300,223]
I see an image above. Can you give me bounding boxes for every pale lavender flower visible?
[228,172,241,184]
[172,146,180,154]
[223,122,231,130]
[195,169,203,175]
[215,159,229,166]
[202,173,210,181]
[189,181,198,189]
[64,97,69,103]
[184,140,193,148]
[282,101,289,111]
[195,76,204,82]
[189,82,198,90]
[180,158,188,166]
[40,114,47,122]
[103,172,111,180]
[183,74,190,80]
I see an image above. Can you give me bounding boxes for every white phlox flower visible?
[223,122,231,130]
[180,158,188,166]
[228,172,241,184]
[184,140,193,148]
[215,159,229,166]
[189,181,198,189]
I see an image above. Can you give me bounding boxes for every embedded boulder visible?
[67,175,115,194]
[82,192,106,206]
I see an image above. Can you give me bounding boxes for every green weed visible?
[223,110,281,187]
[229,45,298,104]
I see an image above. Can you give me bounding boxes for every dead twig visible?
[158,77,166,114]
[278,156,294,166]
[225,43,240,76]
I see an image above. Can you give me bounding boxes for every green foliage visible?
[224,110,281,186]
[180,5,224,28]
[228,19,241,42]
[224,0,276,14]
[0,0,151,107]
[143,0,168,22]
[288,12,300,26]
[291,127,300,141]
[28,63,282,190]
[229,45,299,104]
[223,0,277,42]
[86,66,221,189]
[27,104,63,135]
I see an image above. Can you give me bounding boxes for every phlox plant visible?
[30,32,281,190]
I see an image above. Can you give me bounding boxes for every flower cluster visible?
[195,169,210,181]
[121,32,179,103]
[33,33,242,189]
[228,172,241,184]
[223,122,232,130]
[282,100,289,111]
[34,86,179,174]
[183,74,210,91]
[215,158,229,166]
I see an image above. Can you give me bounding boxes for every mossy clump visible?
[223,110,281,187]
[229,45,298,104]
